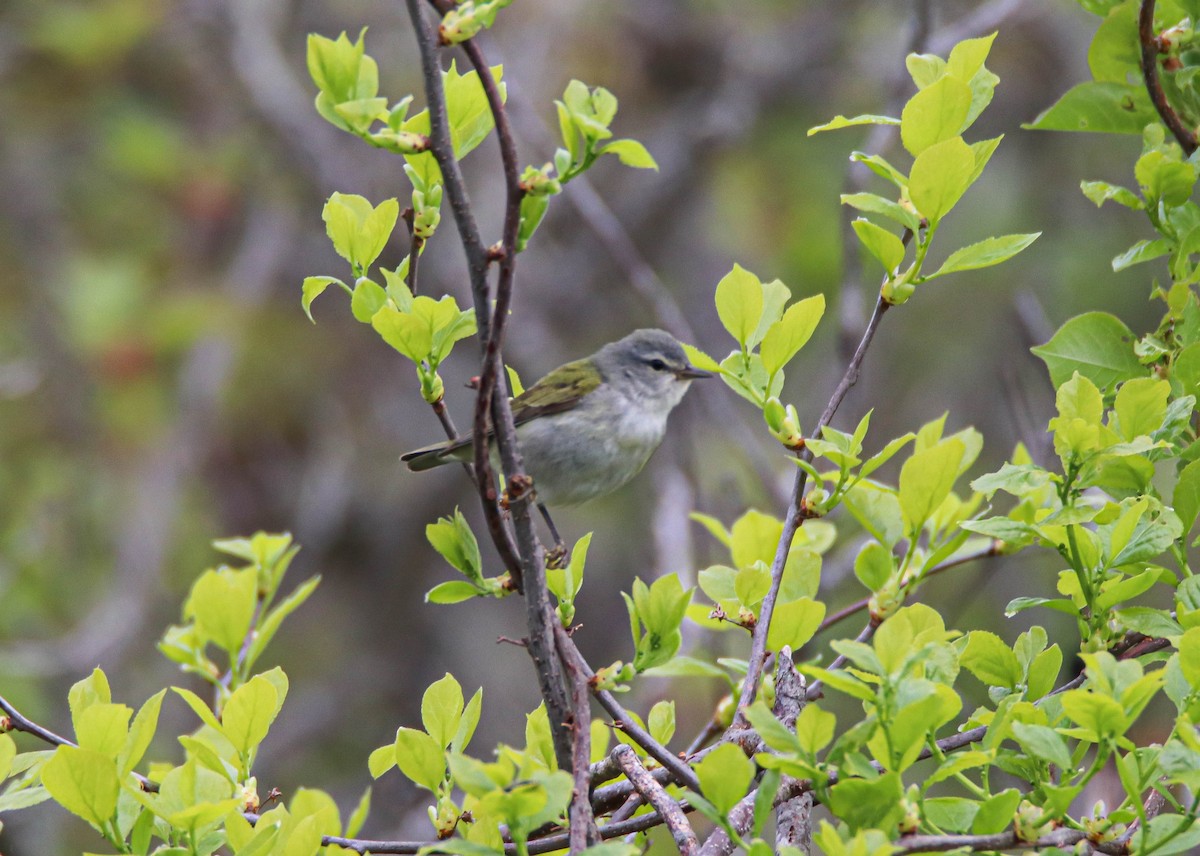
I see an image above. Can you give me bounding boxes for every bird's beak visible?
[676,365,714,380]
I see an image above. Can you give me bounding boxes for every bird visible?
[401,329,711,515]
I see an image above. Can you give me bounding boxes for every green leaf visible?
[351,278,388,323]
[899,439,965,531]
[1180,627,1200,688]
[1031,312,1142,390]
[827,772,904,833]
[1081,180,1143,209]
[901,74,973,155]
[1012,715,1070,773]
[908,136,976,221]
[222,676,281,755]
[425,580,484,604]
[760,295,825,377]
[808,113,899,135]
[186,566,257,658]
[1088,3,1139,82]
[795,704,837,755]
[426,509,483,582]
[947,32,997,82]
[322,193,399,272]
[367,744,396,779]
[171,687,224,734]
[599,139,657,169]
[1061,690,1127,741]
[961,631,1021,688]
[648,700,676,746]
[68,670,111,727]
[75,703,131,759]
[453,688,483,753]
[1114,378,1169,441]
[422,673,465,749]
[249,576,321,668]
[851,219,906,273]
[850,151,909,188]
[926,233,1041,279]
[1024,82,1156,134]
[372,305,430,362]
[715,264,764,347]
[693,743,753,816]
[0,734,15,780]
[445,62,505,159]
[840,192,921,231]
[394,727,445,791]
[853,541,894,591]
[301,276,345,322]
[923,797,979,833]
[1175,459,1200,537]
[972,788,1021,834]
[42,746,119,827]
[766,597,826,650]
[1112,238,1172,272]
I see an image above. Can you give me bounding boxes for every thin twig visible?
[0,693,158,793]
[735,294,891,720]
[556,634,701,792]
[1139,0,1198,155]
[613,745,699,856]
[817,542,1000,636]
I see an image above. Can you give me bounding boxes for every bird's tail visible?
[401,436,474,471]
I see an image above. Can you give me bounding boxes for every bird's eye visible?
[648,358,667,371]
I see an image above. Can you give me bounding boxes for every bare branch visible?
[613,745,698,856]
[555,624,599,852]
[557,632,702,792]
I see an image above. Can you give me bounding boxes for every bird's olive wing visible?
[510,358,602,425]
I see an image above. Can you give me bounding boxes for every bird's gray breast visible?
[515,387,669,506]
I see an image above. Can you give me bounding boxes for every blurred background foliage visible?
[0,0,1169,851]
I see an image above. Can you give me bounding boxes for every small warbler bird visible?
[401,329,711,507]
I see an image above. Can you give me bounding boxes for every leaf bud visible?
[881,270,916,305]
[520,165,563,197]
[714,693,736,727]
[421,369,445,404]
[439,7,484,45]
[868,578,903,622]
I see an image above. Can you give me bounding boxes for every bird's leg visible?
[539,503,569,568]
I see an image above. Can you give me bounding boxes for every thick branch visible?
[613,745,698,856]
[555,624,599,852]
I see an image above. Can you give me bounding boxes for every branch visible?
[1139,0,1198,155]
[402,0,572,767]
[0,692,157,793]
[891,827,1125,854]
[455,33,574,769]
[401,0,522,579]
[555,624,599,852]
[735,293,891,718]
[557,632,702,792]
[613,745,698,856]
[817,542,1000,635]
